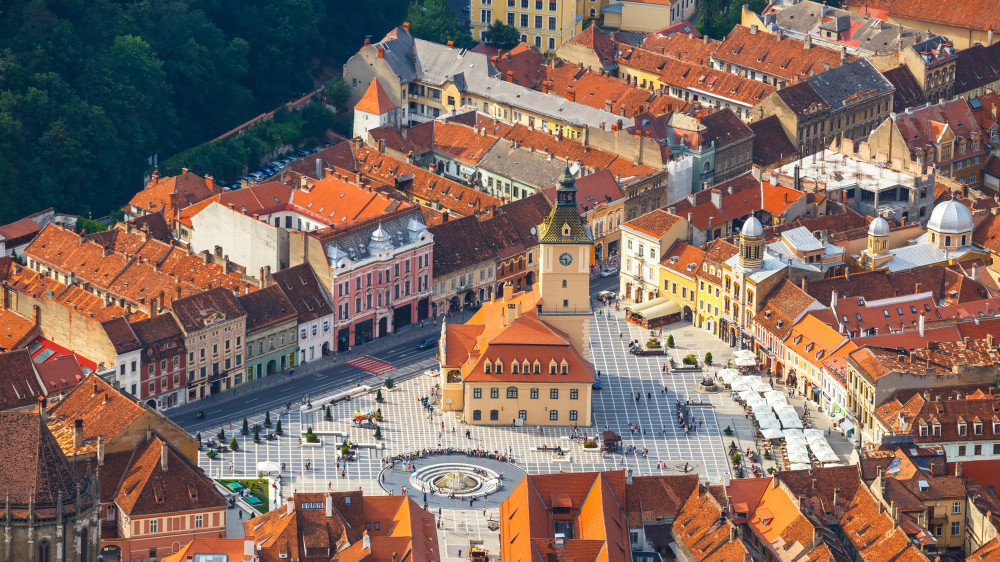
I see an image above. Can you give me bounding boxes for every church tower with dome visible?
[738,217,765,271]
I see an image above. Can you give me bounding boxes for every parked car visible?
[281,156,297,164]
[248,171,267,182]
[416,337,439,350]
[599,267,619,278]
[267,160,285,170]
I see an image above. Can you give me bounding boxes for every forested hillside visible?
[0,0,408,223]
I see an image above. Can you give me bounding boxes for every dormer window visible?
[549,360,558,374]
[919,423,928,437]
[974,422,983,435]
[496,362,503,374]
[993,420,1000,434]
[958,423,967,436]
[484,361,492,374]
[511,362,519,374]
[533,360,541,374]
[933,423,941,436]
[562,224,571,237]
[561,360,569,374]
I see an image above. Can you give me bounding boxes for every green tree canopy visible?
[484,21,521,50]
[407,0,476,48]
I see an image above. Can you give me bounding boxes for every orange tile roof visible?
[161,538,247,562]
[542,64,697,118]
[0,308,36,352]
[761,181,805,217]
[666,172,761,231]
[968,538,1000,562]
[842,0,1000,34]
[128,169,217,222]
[714,25,854,82]
[430,120,503,165]
[659,240,706,278]
[354,79,397,114]
[2,263,138,323]
[112,436,227,517]
[640,32,719,65]
[47,374,149,457]
[567,25,617,68]
[783,313,848,369]
[623,209,682,238]
[673,486,748,562]
[840,485,922,562]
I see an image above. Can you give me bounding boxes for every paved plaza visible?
[198,303,857,558]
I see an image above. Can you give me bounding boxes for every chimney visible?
[326,494,334,517]
[315,158,323,180]
[37,396,47,421]
[804,35,812,49]
[971,264,979,280]
[97,436,105,466]
[149,297,158,318]
[403,21,410,34]
[626,469,633,485]
[160,442,168,471]
[205,175,215,192]
[377,46,385,59]
[833,487,839,507]
[506,70,513,82]
[956,462,963,478]
[287,496,295,516]
[33,305,41,327]
[918,312,924,337]
[74,419,84,449]
[840,45,847,62]
[364,36,370,47]
[447,40,454,48]
[750,24,758,34]
[567,85,576,103]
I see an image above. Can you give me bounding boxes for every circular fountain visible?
[409,463,502,498]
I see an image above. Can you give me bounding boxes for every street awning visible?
[636,299,681,322]
[625,297,666,315]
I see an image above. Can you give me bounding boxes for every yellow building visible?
[602,0,697,33]
[470,0,584,52]
[694,239,737,338]
[657,240,705,322]
[438,167,596,425]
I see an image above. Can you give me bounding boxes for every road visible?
[166,274,620,433]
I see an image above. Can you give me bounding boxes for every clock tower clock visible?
[537,165,594,357]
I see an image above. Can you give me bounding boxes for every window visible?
[473,388,482,399]
[195,515,203,528]
[490,388,499,399]
[521,13,528,26]
[570,389,578,399]
[484,362,491,374]
[519,409,527,419]
[959,445,967,456]
[473,410,481,420]
[952,502,962,514]
[548,16,556,29]
[534,15,542,28]
[569,410,578,421]
[994,443,1000,455]
[530,388,539,399]
[148,364,155,375]
[481,9,492,23]
[507,387,518,398]
[490,410,499,420]
[507,11,515,24]
[550,388,559,399]
[550,410,559,420]
[150,519,158,533]
[951,521,961,536]
[975,444,983,456]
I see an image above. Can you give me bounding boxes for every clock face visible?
[559,252,573,266]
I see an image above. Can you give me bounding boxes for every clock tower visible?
[538,166,594,357]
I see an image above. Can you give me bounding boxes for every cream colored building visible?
[438,167,596,425]
[603,0,697,33]
[471,0,585,51]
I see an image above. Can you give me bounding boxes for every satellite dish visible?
[530,227,537,235]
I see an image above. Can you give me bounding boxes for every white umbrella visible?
[735,349,756,360]
[718,369,740,384]
[731,381,752,392]
[739,390,761,402]
[257,461,280,472]
[764,391,787,406]
[735,356,757,367]
[751,381,771,393]
[789,463,813,471]
[760,427,784,440]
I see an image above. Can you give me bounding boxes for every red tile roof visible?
[493,43,546,88]
[46,374,150,457]
[641,32,719,64]
[842,0,1000,35]
[128,169,217,222]
[895,99,986,164]
[0,349,44,410]
[622,208,682,238]
[270,264,332,323]
[0,308,36,352]
[567,25,617,69]
[542,64,697,119]
[0,217,42,243]
[354,79,396,114]
[666,172,762,230]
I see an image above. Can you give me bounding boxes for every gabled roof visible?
[805,58,895,111]
[0,308,37,352]
[110,435,227,517]
[0,349,43,411]
[238,285,297,332]
[270,264,332,323]
[954,41,1000,94]
[749,115,796,168]
[895,99,985,160]
[0,216,42,243]
[128,169,217,220]
[567,25,618,69]
[622,209,682,239]
[493,43,546,88]
[842,0,1000,35]
[171,287,246,333]
[665,172,762,230]
[700,108,754,149]
[659,240,706,279]
[354,79,396,114]
[714,25,853,82]
[0,411,93,519]
[882,66,926,114]
[46,374,148,457]
[101,317,141,355]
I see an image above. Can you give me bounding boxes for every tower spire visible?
[556,165,577,207]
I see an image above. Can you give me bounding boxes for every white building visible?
[270,264,337,364]
[353,79,400,139]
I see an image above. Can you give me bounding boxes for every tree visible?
[323,77,351,111]
[325,406,332,421]
[253,425,260,443]
[667,334,675,347]
[196,432,202,448]
[374,425,382,439]
[484,21,520,50]
[704,352,713,365]
[407,0,476,49]
[275,419,283,435]
[230,436,239,451]
[341,440,351,457]
[376,389,384,402]
[384,378,395,390]
[264,410,272,427]
[218,428,226,441]
[242,417,250,435]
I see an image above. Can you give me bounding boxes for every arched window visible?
[39,540,51,562]
[506,387,518,399]
[945,235,952,246]
[562,280,567,288]
[961,235,967,246]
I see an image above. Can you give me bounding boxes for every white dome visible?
[368,224,393,253]
[927,200,973,234]
[868,217,889,237]
[740,217,763,238]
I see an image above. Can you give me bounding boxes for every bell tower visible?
[537,166,594,357]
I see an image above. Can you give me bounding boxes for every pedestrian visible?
[483,506,487,517]
[239,510,243,520]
